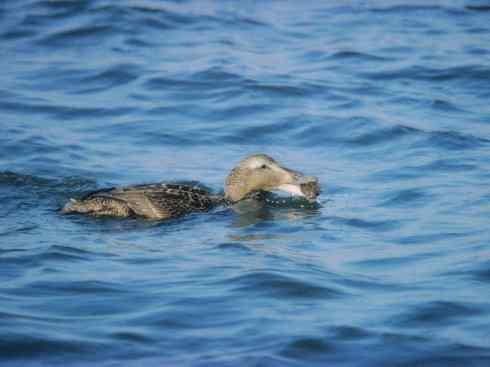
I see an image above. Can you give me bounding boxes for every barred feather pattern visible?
[63,184,220,220]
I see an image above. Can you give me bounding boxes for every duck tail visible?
[61,198,83,214]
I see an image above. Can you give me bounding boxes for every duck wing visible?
[104,183,216,219]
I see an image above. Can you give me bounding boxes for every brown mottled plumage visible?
[62,154,320,220]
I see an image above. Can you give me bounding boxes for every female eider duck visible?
[62,154,320,220]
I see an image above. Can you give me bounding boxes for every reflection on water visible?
[229,194,321,228]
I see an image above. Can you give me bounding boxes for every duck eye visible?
[260,164,268,169]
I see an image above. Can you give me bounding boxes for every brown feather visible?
[63,184,216,220]
[62,154,320,220]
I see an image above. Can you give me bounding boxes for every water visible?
[2,0,490,366]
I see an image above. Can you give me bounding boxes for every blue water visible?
[2,0,490,366]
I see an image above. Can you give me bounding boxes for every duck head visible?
[224,154,320,203]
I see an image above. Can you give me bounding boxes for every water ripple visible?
[330,50,395,62]
[0,334,99,360]
[380,188,430,208]
[2,0,490,365]
[329,216,400,232]
[361,65,490,85]
[393,301,484,327]
[39,25,116,47]
[226,272,343,300]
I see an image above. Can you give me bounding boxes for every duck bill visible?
[277,168,320,203]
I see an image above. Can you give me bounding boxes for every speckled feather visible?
[63,184,219,220]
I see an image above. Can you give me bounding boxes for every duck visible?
[61,154,320,220]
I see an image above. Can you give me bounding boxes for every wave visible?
[0,99,134,119]
[368,5,446,14]
[2,1,490,366]
[329,50,395,62]
[223,271,343,300]
[393,301,483,327]
[360,65,490,84]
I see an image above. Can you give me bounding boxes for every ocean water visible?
[2,0,490,366]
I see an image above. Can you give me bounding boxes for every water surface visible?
[2,1,490,366]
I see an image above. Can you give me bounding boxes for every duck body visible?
[62,154,320,220]
[62,183,221,220]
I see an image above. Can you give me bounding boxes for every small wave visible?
[0,99,133,120]
[140,17,177,31]
[353,252,437,269]
[0,334,96,360]
[123,4,269,34]
[380,188,430,208]
[1,29,36,41]
[361,65,490,84]
[73,64,140,94]
[144,76,214,92]
[143,68,249,100]
[329,50,394,62]
[424,130,490,151]
[466,26,490,34]
[40,245,103,263]
[421,159,477,173]
[369,5,446,14]
[348,125,420,146]
[396,231,469,245]
[124,37,155,48]
[228,117,299,145]
[337,274,413,292]
[226,272,343,300]
[356,125,490,154]
[109,330,155,344]
[467,261,490,283]
[328,216,400,232]
[0,171,96,191]
[36,0,89,13]
[327,325,373,340]
[466,5,490,12]
[0,171,100,216]
[430,99,466,113]
[15,279,128,297]
[467,47,490,56]
[207,103,276,122]
[246,81,323,98]
[0,171,53,187]
[138,131,201,146]
[293,115,377,147]
[215,242,254,253]
[38,25,115,47]
[193,67,246,83]
[280,337,334,360]
[403,348,490,367]
[304,118,484,155]
[393,301,483,327]
[128,4,195,26]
